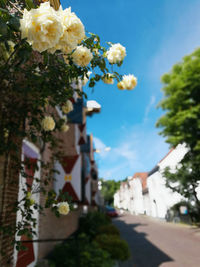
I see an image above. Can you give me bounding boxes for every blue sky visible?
[61,0,200,180]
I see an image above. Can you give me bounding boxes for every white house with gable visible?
[147,144,188,218]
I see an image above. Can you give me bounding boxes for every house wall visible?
[143,192,151,216]
[37,207,83,260]
[37,142,83,260]
[0,137,23,267]
[13,140,41,267]
[147,144,188,219]
[129,178,144,215]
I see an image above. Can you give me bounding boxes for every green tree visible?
[100,179,120,205]
[156,48,200,215]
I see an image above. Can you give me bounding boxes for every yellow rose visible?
[102,73,114,84]
[106,43,126,64]
[61,124,69,132]
[58,201,70,215]
[72,46,93,67]
[20,2,63,53]
[62,100,73,114]
[117,81,125,90]
[41,116,55,131]
[122,74,137,90]
[58,7,85,52]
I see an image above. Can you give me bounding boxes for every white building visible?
[147,144,188,218]
[129,173,148,215]
[114,143,200,220]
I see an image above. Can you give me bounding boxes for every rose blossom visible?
[72,46,93,67]
[122,74,137,90]
[62,100,73,114]
[41,116,55,131]
[20,2,63,52]
[117,81,125,90]
[61,124,69,132]
[117,74,137,90]
[102,73,114,84]
[58,7,85,53]
[58,201,70,215]
[106,43,126,64]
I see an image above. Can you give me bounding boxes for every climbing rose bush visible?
[0,0,138,252]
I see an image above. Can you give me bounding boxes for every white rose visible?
[106,43,126,64]
[58,201,70,215]
[62,100,73,114]
[82,71,92,86]
[102,73,114,84]
[41,116,55,131]
[57,7,85,53]
[61,124,69,132]
[122,74,137,90]
[117,74,137,90]
[20,2,63,53]
[72,46,93,67]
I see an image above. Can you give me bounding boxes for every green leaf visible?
[94,74,101,81]
[25,0,35,10]
[0,20,7,36]
[8,16,20,31]
[0,7,9,14]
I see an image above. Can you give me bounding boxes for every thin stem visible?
[8,0,23,15]
[5,39,22,67]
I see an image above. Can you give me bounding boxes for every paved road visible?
[113,213,200,267]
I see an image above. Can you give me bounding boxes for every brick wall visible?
[0,152,21,266]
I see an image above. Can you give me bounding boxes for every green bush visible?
[97,224,120,236]
[49,211,130,266]
[48,234,114,267]
[95,234,130,261]
[78,211,111,238]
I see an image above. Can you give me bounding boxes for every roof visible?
[132,172,148,191]
[159,148,174,163]
[148,165,159,177]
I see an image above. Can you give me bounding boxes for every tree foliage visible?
[100,179,120,205]
[156,48,200,214]
[156,48,200,155]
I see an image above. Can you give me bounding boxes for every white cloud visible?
[93,136,106,151]
[95,125,169,181]
[93,137,111,158]
[143,95,156,123]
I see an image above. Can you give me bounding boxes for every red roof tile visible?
[132,172,148,190]
[159,148,174,163]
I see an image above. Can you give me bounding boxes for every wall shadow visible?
[113,217,174,267]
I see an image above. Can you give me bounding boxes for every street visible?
[113,213,200,267]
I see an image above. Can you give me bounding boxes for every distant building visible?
[147,144,188,218]
[114,143,197,220]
